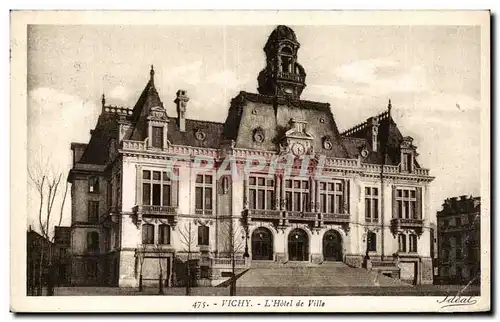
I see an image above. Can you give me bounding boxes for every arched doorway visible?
[288,228,309,261]
[323,230,343,261]
[251,227,273,260]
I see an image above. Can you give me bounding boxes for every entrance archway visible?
[288,228,309,261]
[251,227,273,260]
[323,230,343,261]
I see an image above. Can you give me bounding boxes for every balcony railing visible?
[391,218,424,227]
[277,71,305,83]
[139,205,178,215]
[322,213,350,222]
[212,257,247,268]
[287,211,318,221]
[195,209,214,216]
[248,209,282,220]
[121,140,146,151]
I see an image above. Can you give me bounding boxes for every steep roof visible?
[167,117,223,149]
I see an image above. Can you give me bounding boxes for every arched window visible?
[158,224,171,245]
[142,224,154,244]
[87,231,99,251]
[367,231,376,252]
[281,46,293,55]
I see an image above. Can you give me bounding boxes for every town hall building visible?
[68,25,435,287]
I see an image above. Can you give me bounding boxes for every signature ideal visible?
[437,295,477,309]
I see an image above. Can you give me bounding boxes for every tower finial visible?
[388,98,392,115]
[150,65,155,81]
[101,94,105,107]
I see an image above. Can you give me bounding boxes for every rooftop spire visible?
[150,65,155,83]
[387,98,392,116]
[101,94,106,107]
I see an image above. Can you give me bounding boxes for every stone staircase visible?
[236,261,410,287]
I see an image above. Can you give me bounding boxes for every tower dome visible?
[258,25,306,99]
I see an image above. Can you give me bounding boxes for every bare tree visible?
[27,155,69,296]
[136,244,147,292]
[219,215,245,296]
[153,244,165,295]
[178,221,197,295]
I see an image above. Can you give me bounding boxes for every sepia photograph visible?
[10,10,490,312]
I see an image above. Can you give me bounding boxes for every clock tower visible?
[257,25,307,99]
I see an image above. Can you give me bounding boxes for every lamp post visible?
[242,227,250,258]
[362,231,372,270]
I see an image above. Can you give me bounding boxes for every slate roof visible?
[167,117,223,149]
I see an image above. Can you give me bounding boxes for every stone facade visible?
[436,196,481,285]
[67,25,435,287]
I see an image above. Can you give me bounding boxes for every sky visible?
[27,24,481,230]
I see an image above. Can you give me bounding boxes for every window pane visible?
[410,201,416,219]
[142,183,151,205]
[159,225,170,244]
[328,195,335,214]
[302,181,309,189]
[196,175,203,183]
[335,183,342,191]
[162,184,171,206]
[365,198,371,220]
[267,179,274,187]
[152,126,163,148]
[152,184,161,205]
[303,193,310,212]
[294,180,301,189]
[285,180,292,188]
[258,177,265,186]
[397,189,402,197]
[143,170,151,180]
[163,172,170,181]
[249,189,256,209]
[397,200,402,218]
[153,171,161,180]
[403,190,409,198]
[266,191,274,210]
[249,177,256,185]
[293,192,300,211]
[285,191,292,211]
[320,194,326,213]
[328,183,334,191]
[373,188,378,196]
[373,199,379,219]
[335,195,342,213]
[320,182,326,191]
[410,190,416,198]
[205,187,213,210]
[142,224,154,244]
[257,190,265,210]
[195,187,203,209]
[365,187,370,195]
[205,175,212,184]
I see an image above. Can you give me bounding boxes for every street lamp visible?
[241,227,250,258]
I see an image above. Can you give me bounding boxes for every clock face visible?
[291,143,305,156]
[284,87,294,94]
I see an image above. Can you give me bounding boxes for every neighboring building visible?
[27,228,54,295]
[54,226,71,285]
[437,196,481,285]
[68,25,435,287]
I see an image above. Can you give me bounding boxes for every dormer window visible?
[89,176,99,193]
[401,152,413,172]
[152,126,164,149]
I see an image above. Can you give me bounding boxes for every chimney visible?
[70,143,87,166]
[367,116,379,152]
[175,90,189,132]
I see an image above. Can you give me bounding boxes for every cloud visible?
[206,70,245,90]
[108,85,132,102]
[335,59,428,96]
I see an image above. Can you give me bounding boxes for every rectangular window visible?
[195,175,214,214]
[106,181,112,208]
[158,224,171,245]
[88,201,99,223]
[198,225,209,246]
[283,179,310,212]
[409,234,418,253]
[365,187,380,223]
[86,232,99,251]
[142,224,155,244]
[142,170,172,207]
[319,180,343,214]
[152,126,164,149]
[395,188,417,219]
[248,175,276,210]
[398,234,407,252]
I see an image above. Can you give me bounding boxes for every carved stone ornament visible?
[195,129,206,141]
[253,127,265,143]
[360,148,369,158]
[322,136,333,150]
[279,118,315,157]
